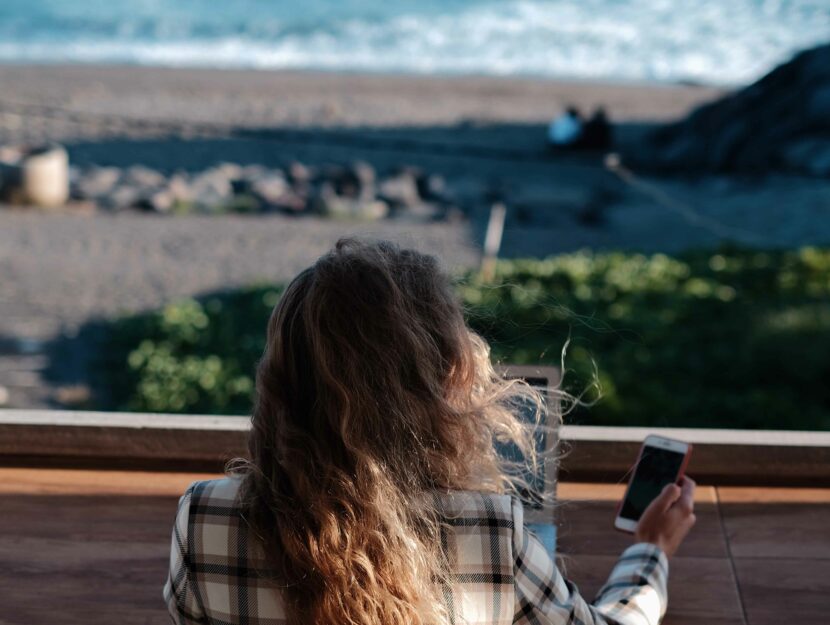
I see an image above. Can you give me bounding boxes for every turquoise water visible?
[0,0,827,85]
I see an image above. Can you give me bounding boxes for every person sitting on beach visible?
[164,238,697,625]
[548,106,613,151]
[580,107,613,150]
[547,106,584,147]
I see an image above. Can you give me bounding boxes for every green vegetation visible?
[462,247,830,430]
[93,247,830,430]
[96,287,281,414]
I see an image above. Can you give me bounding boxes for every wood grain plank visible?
[0,495,179,542]
[718,487,830,559]
[0,492,175,625]
[717,486,830,503]
[557,554,744,623]
[733,558,830,624]
[556,484,727,558]
[8,471,825,625]
[0,608,165,625]
[0,467,219,495]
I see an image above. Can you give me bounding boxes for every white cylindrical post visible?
[21,144,70,208]
[480,201,506,282]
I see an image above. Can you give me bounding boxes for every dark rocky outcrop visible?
[625,44,830,177]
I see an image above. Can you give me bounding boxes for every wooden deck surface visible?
[2,468,828,625]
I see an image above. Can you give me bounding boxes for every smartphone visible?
[614,435,692,533]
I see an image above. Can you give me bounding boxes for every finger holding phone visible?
[636,476,697,557]
[615,435,697,558]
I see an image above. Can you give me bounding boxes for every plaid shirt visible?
[165,478,668,625]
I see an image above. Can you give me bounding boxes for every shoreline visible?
[0,59,724,91]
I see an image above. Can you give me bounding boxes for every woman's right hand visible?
[634,476,697,558]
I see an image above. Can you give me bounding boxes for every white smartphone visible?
[614,435,692,533]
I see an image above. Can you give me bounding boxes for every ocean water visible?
[0,0,827,86]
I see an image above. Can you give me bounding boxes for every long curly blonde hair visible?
[236,238,550,625]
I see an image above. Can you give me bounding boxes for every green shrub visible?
[462,247,830,430]
[94,247,830,430]
[95,286,281,414]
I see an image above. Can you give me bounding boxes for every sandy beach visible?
[1,64,829,409]
[0,64,720,137]
[0,65,723,179]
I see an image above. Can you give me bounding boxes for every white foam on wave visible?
[0,0,827,85]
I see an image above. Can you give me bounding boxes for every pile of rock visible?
[69,160,459,221]
[623,44,830,177]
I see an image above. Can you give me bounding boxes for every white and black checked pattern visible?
[164,478,668,625]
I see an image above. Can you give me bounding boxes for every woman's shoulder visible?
[180,483,517,511]
[179,475,244,511]
[173,475,277,601]
[177,482,521,531]
[176,476,250,557]
[435,490,520,527]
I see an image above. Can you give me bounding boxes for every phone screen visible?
[620,445,685,521]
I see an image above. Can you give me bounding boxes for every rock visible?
[378,168,421,208]
[319,161,376,200]
[807,85,830,121]
[230,165,268,195]
[313,184,388,220]
[624,44,830,176]
[249,172,288,204]
[167,173,192,202]
[122,165,166,189]
[809,143,830,177]
[782,138,830,177]
[190,168,233,211]
[213,162,244,181]
[73,166,121,200]
[286,161,314,203]
[100,184,142,210]
[76,165,175,211]
[117,165,169,211]
[62,159,454,217]
[135,172,194,213]
[226,167,304,212]
[68,165,81,185]
[267,190,308,213]
[143,188,176,213]
[417,172,449,203]
[239,164,270,180]
[321,164,361,200]
[288,161,313,186]
[249,172,308,212]
[351,161,376,200]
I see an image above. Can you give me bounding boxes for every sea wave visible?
[0,0,827,85]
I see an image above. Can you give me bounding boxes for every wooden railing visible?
[2,409,829,486]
